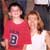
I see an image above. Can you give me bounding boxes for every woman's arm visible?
[46,31,50,48]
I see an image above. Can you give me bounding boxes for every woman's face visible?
[28,14,38,29]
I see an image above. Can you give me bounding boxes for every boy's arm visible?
[23,21,31,50]
[0,38,5,47]
[5,39,8,50]
[23,45,27,50]
[24,21,31,44]
[46,31,50,48]
[1,0,8,27]
[3,22,9,50]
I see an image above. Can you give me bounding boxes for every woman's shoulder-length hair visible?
[25,10,44,31]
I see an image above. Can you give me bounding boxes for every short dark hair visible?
[8,2,23,12]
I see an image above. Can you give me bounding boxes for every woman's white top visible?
[26,30,47,50]
[34,0,48,5]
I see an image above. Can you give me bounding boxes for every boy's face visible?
[9,6,22,18]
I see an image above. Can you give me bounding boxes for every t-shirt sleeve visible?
[3,22,9,39]
[24,22,31,44]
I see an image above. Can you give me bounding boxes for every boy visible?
[3,3,31,50]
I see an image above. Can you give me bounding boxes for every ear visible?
[20,10,23,15]
[8,12,11,17]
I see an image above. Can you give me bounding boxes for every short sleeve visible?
[3,22,9,39]
[23,21,31,44]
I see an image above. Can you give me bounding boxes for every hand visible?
[1,41,6,47]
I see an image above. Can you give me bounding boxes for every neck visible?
[31,27,37,31]
[31,28,38,36]
[13,17,20,21]
[12,17,22,24]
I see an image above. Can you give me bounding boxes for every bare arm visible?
[0,39,8,50]
[5,39,8,50]
[23,44,27,50]
[46,31,50,48]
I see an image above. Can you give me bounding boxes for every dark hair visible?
[8,2,23,12]
[8,2,24,19]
